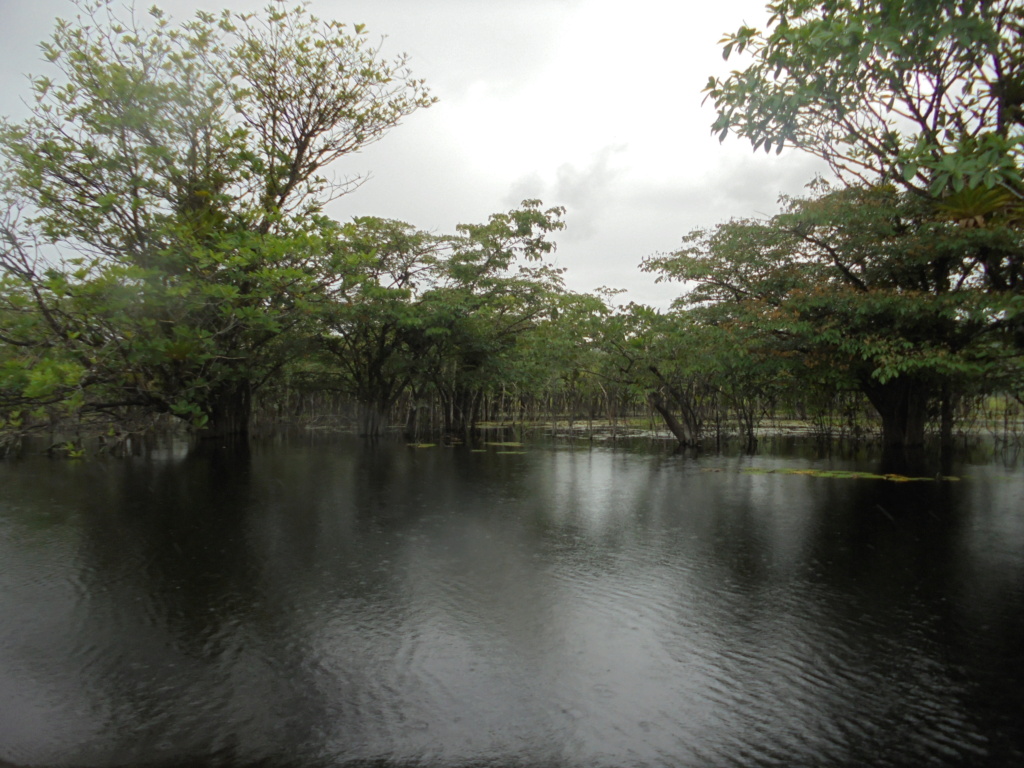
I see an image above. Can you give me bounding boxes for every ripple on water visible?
[2,444,1023,767]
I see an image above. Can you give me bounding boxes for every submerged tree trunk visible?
[439,384,482,440]
[649,392,698,447]
[356,402,388,437]
[861,376,931,449]
[647,366,705,447]
[402,386,428,441]
[202,382,253,441]
[736,400,759,454]
[939,381,956,448]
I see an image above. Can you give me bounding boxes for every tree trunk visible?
[402,387,427,441]
[203,382,252,441]
[861,376,931,448]
[939,381,955,448]
[647,366,704,447]
[736,399,759,453]
[356,401,388,437]
[649,392,698,447]
[440,384,480,440]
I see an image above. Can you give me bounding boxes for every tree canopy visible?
[0,0,433,439]
[3,0,1024,455]
[707,0,1024,197]
[673,0,1024,449]
[646,184,1022,447]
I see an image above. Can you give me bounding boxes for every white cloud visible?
[503,144,628,239]
[0,0,827,309]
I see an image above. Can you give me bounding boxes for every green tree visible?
[0,1,432,440]
[646,185,1019,447]
[665,0,1024,450]
[629,306,716,448]
[281,202,569,440]
[412,201,567,438]
[316,217,442,436]
[497,289,618,430]
[586,302,785,449]
[707,0,1024,312]
[708,0,1024,196]
[1,205,335,438]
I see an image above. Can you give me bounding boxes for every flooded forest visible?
[1,2,1024,767]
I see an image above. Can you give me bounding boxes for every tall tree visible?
[661,0,1024,450]
[317,217,442,436]
[645,185,1020,447]
[0,1,433,439]
[707,0,1024,344]
[414,201,567,438]
[707,0,1024,197]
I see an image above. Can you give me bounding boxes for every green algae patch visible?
[741,468,959,482]
[407,443,437,448]
[484,441,524,447]
[496,450,527,455]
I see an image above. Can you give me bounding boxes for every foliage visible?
[678,0,1024,448]
[645,184,1023,446]
[510,290,618,422]
[0,1,432,438]
[283,201,571,437]
[582,301,791,448]
[707,0,1024,196]
[315,216,443,435]
[412,200,568,435]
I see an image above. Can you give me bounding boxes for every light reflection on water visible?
[0,438,1022,767]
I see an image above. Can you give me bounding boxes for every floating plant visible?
[741,468,959,482]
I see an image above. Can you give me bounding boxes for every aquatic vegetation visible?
[741,468,960,482]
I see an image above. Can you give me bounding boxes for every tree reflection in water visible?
[0,436,1021,767]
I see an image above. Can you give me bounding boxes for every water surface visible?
[1,437,1022,767]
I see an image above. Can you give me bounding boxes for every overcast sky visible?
[0,0,826,307]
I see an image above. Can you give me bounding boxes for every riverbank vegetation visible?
[2,0,1023,458]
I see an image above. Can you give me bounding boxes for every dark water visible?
[1,437,1022,768]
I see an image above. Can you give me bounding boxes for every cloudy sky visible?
[0,0,825,307]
